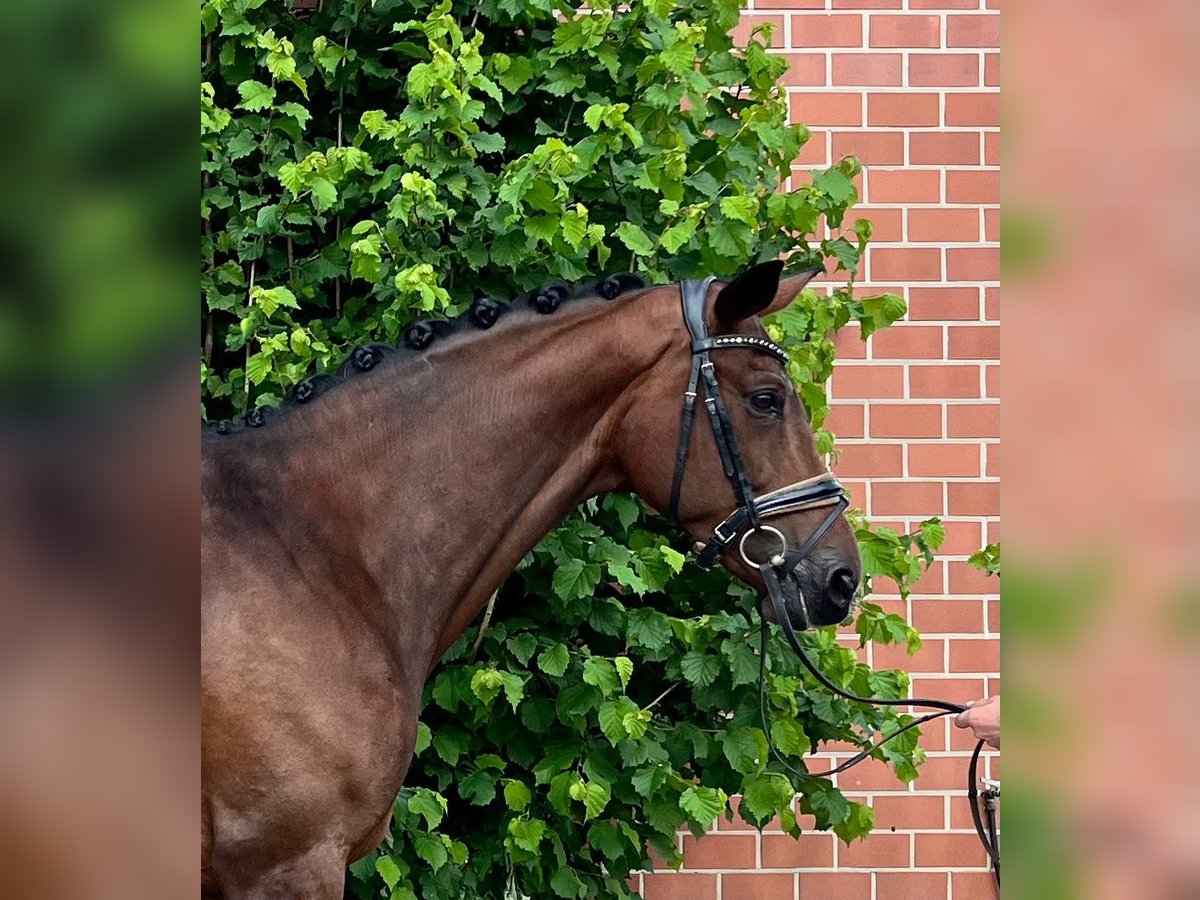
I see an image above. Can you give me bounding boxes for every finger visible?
[955,710,973,728]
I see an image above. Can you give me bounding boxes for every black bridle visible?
[669,276,999,886]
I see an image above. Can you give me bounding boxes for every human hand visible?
[955,696,1000,749]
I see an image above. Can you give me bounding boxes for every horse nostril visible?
[826,567,859,608]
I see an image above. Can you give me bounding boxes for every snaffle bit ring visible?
[739,524,788,568]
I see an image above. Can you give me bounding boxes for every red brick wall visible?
[640,2,1000,897]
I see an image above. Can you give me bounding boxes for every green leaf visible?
[458,769,497,805]
[679,786,726,827]
[552,558,602,601]
[769,717,810,757]
[720,194,759,227]
[718,727,768,775]
[375,855,403,890]
[582,657,620,696]
[680,651,721,688]
[413,722,432,755]
[537,642,570,677]
[504,780,532,811]
[568,778,610,821]
[741,772,794,820]
[412,833,448,871]
[812,167,855,203]
[407,789,447,830]
[309,177,338,212]
[614,655,633,691]
[604,494,640,529]
[628,610,672,650]
[236,79,275,111]
[614,222,655,256]
[507,816,546,853]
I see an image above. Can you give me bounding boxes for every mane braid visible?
[202,272,648,435]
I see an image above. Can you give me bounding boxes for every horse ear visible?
[713,260,824,328]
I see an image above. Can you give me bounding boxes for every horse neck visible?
[260,291,680,673]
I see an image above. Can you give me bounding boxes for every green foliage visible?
[202,2,940,897]
[969,542,1001,577]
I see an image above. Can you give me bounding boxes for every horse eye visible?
[749,390,783,416]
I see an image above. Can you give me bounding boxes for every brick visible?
[762,832,835,868]
[951,872,1001,900]
[870,324,944,358]
[869,403,942,438]
[731,15,784,48]
[909,0,979,7]
[877,872,949,900]
[948,248,1000,282]
[790,91,863,126]
[984,208,999,242]
[947,403,998,438]
[908,208,980,242]
[984,131,999,165]
[948,559,1000,594]
[946,92,1000,126]
[868,168,941,203]
[832,364,905,399]
[642,873,718,900]
[789,14,865,48]
[908,287,981,321]
[868,92,940,127]
[873,636,945,672]
[680,833,755,869]
[915,832,988,868]
[909,365,982,399]
[948,481,999,516]
[909,53,979,87]
[984,53,999,87]
[950,638,1000,672]
[799,872,872,899]
[946,169,998,204]
[870,247,942,282]
[835,756,910,792]
[723,873,794,900]
[912,598,985,634]
[935,520,985,555]
[780,54,827,87]
[910,131,981,165]
[835,206,903,242]
[871,794,947,831]
[948,14,1001,47]
[793,132,829,166]
[832,0,902,8]
[907,441,981,476]
[838,832,912,868]
[832,326,868,359]
[826,402,866,438]
[870,15,940,48]
[757,0,824,7]
[832,53,903,86]
[872,481,944,516]
[832,130,905,165]
[984,287,999,320]
[948,325,999,359]
[911,677,987,708]
[985,441,999,476]
[833,442,904,477]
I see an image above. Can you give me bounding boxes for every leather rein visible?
[668,276,999,885]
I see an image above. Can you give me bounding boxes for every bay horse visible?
[200,259,862,899]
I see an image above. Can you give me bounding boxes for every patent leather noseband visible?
[667,276,849,582]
